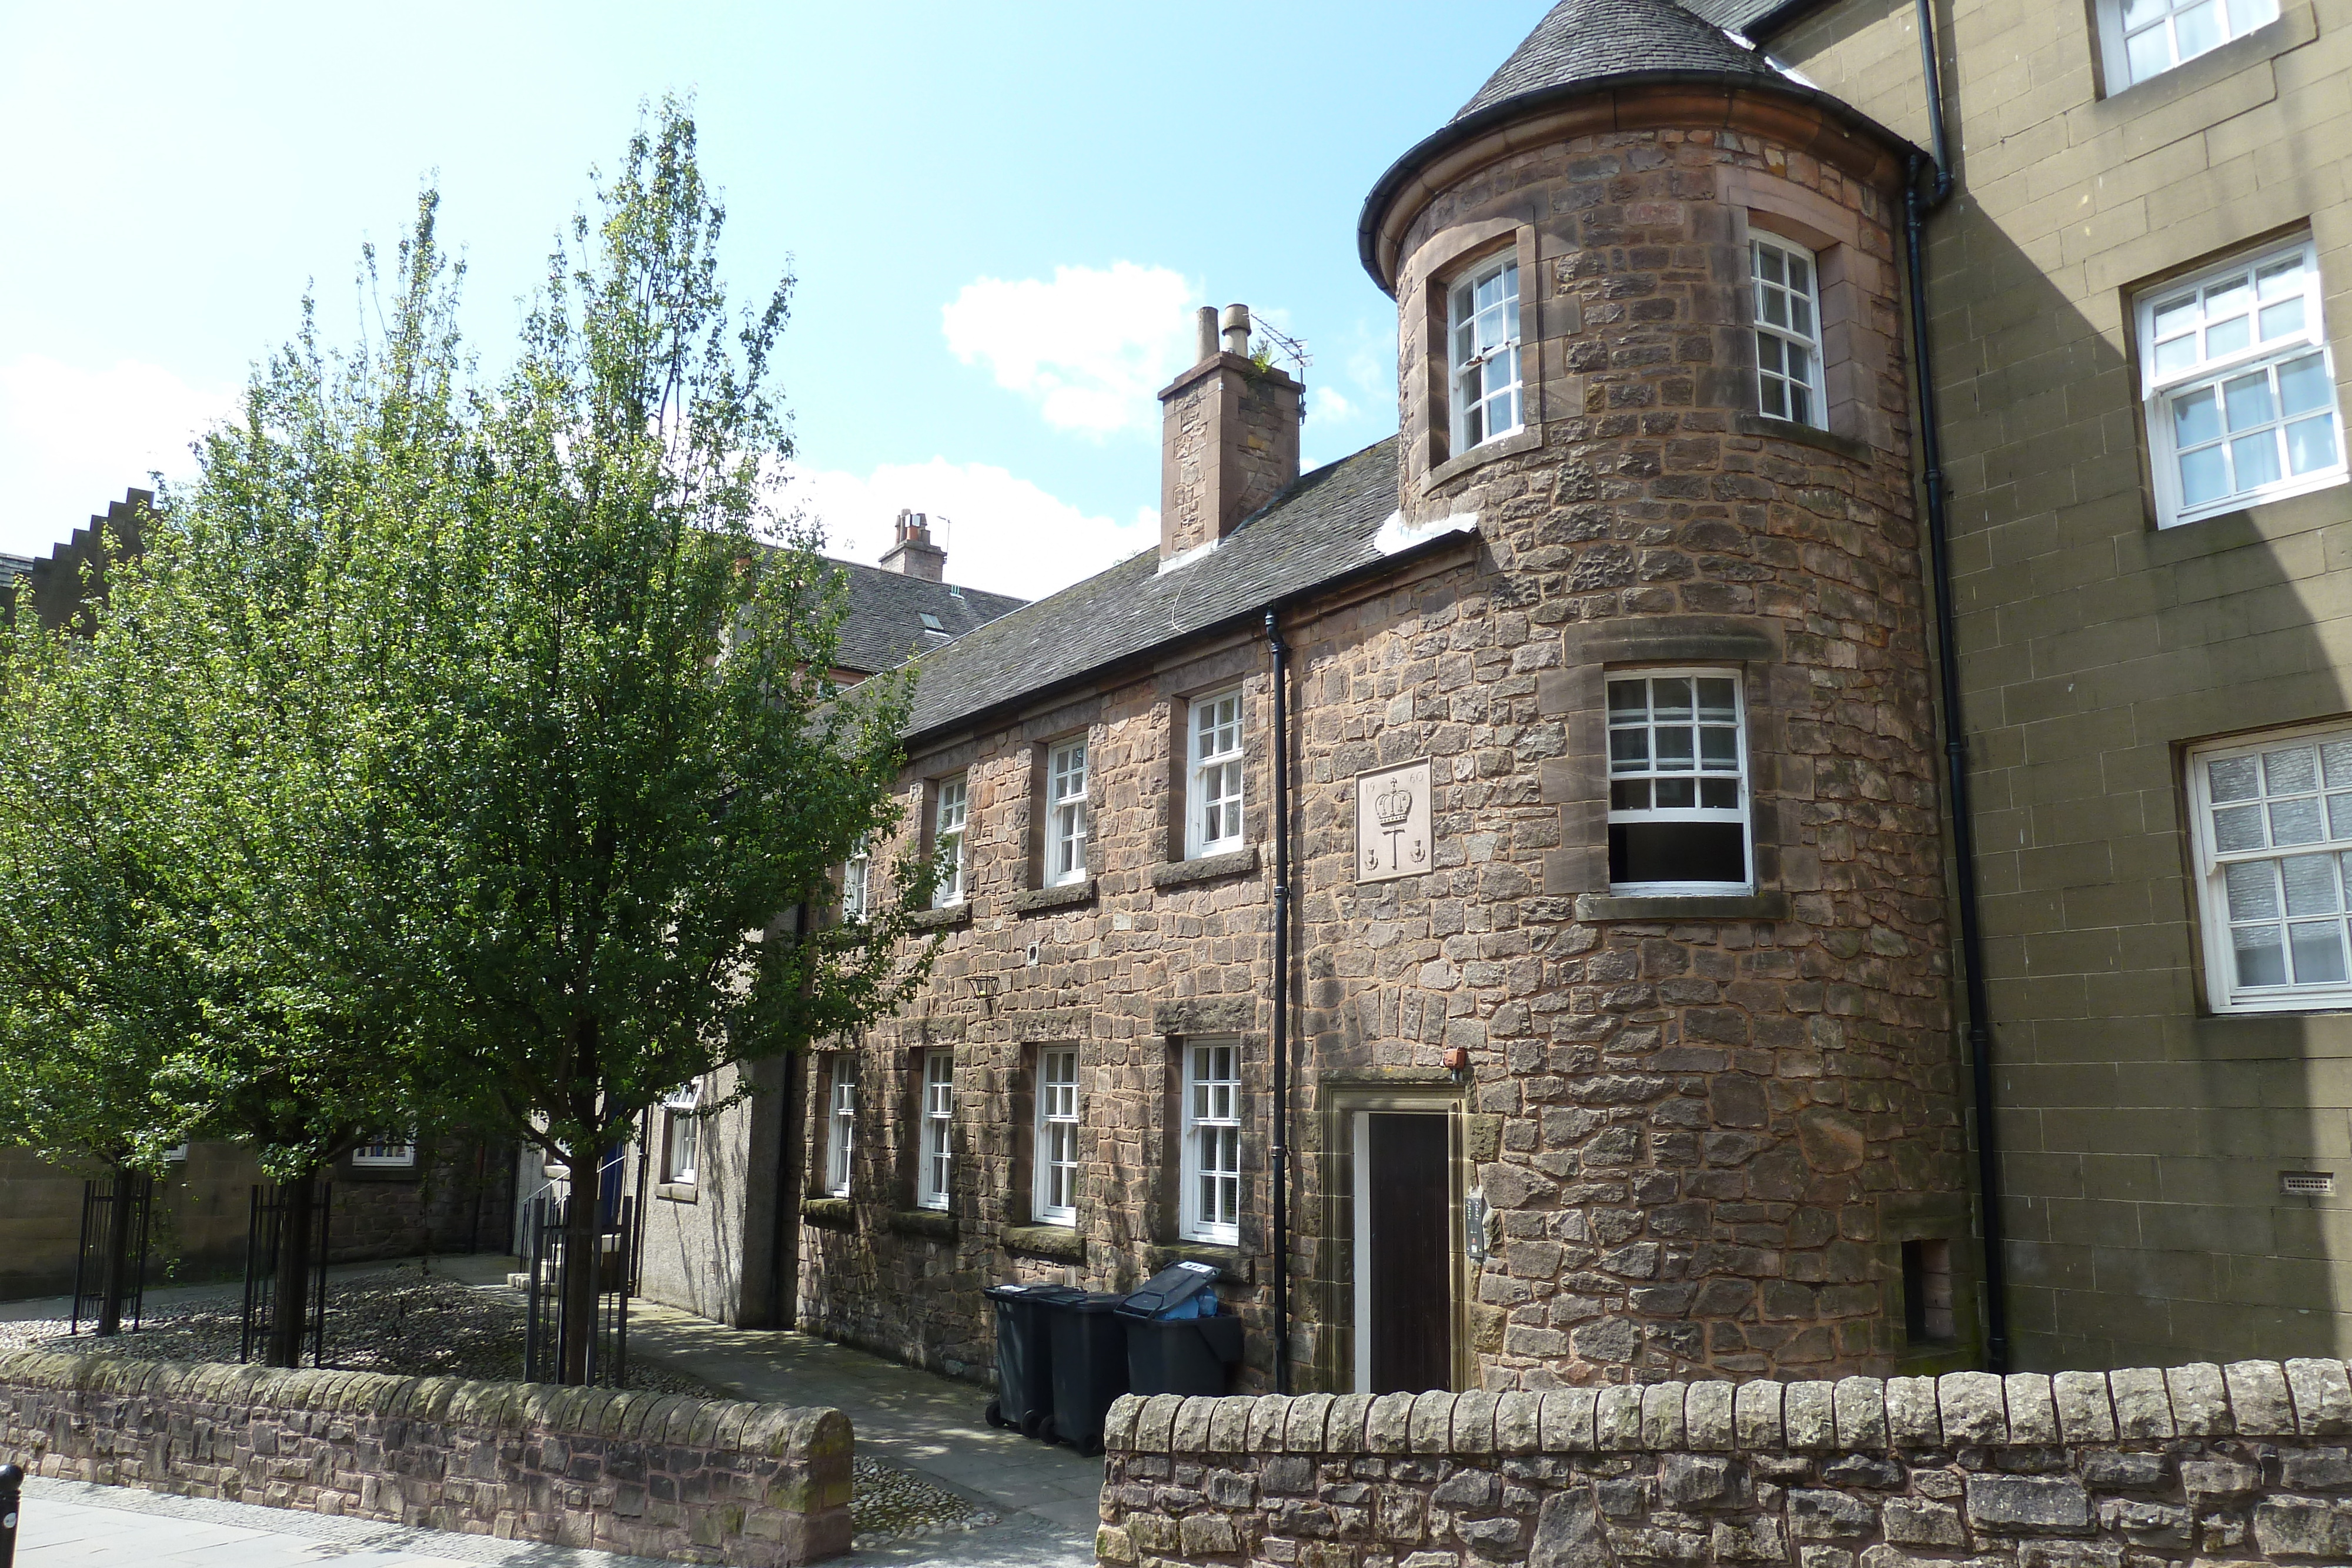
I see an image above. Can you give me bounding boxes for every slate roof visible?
[1673,0,1802,36]
[1456,0,1782,121]
[826,558,1026,677]
[901,437,1411,742]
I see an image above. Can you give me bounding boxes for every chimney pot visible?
[1220,303,1252,357]
[1195,306,1219,365]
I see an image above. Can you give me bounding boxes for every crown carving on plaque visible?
[1374,776,1414,827]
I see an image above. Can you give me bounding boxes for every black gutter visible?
[1900,0,2007,1373]
[1265,609,1294,1396]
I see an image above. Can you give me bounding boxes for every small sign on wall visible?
[1356,760,1433,882]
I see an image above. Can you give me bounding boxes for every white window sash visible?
[1179,1040,1241,1246]
[1188,689,1246,860]
[933,778,968,908]
[352,1135,416,1169]
[1752,236,1827,430]
[1050,741,1089,886]
[1033,1047,1081,1226]
[2137,239,2344,527]
[826,1058,858,1197]
[1448,255,1524,454]
[1605,668,1753,894]
[918,1050,954,1210]
[2099,0,2278,89]
[661,1081,701,1185]
[843,845,870,921]
[2189,724,2352,1013]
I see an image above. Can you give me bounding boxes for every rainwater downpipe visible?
[1903,0,2009,1372]
[1265,609,1294,1395]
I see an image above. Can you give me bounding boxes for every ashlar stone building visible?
[622,0,2352,1391]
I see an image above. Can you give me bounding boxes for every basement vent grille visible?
[2281,1171,2336,1196]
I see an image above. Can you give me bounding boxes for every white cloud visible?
[941,262,1198,437]
[785,459,1157,603]
[1312,385,1355,423]
[0,355,239,557]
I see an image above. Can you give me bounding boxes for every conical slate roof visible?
[1456,0,1780,122]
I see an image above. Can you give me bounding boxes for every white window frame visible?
[1180,1039,1241,1246]
[1448,254,1523,455]
[1605,668,1752,894]
[661,1081,701,1186]
[1048,739,1089,887]
[841,840,870,921]
[2189,721,2352,1014]
[1033,1046,1081,1227]
[1188,688,1245,860]
[932,777,968,908]
[2098,0,2278,91]
[352,1134,416,1169]
[824,1055,858,1198]
[1752,235,1827,430]
[917,1049,954,1211]
[2139,236,2344,528]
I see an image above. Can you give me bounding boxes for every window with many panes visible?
[1188,688,1245,858]
[662,1081,700,1185]
[2100,0,2278,90]
[841,840,870,921]
[1033,1047,1080,1226]
[1448,255,1522,455]
[2139,237,2343,527]
[2190,724,2352,1012]
[825,1055,858,1196]
[917,1049,954,1210]
[1752,236,1826,429]
[1181,1041,1241,1246]
[352,1134,416,1169]
[1606,671,1752,892]
[932,777,968,908]
[1049,740,1088,886]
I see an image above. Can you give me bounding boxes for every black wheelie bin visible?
[1041,1290,1130,1456]
[983,1281,1074,1439]
[1118,1259,1244,1397]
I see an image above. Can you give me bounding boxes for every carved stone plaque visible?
[1356,760,1432,883]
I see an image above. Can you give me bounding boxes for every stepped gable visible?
[826,557,1024,677]
[901,436,1408,741]
[1456,0,1781,122]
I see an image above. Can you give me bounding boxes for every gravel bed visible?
[851,1455,998,1545]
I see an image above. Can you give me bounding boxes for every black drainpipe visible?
[1903,0,2007,1373]
[1265,609,1293,1395]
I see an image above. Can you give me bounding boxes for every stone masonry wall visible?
[0,1349,853,1567]
[1098,1359,2352,1567]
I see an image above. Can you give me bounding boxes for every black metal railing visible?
[240,1181,330,1366]
[70,1172,153,1336]
[522,1192,633,1386]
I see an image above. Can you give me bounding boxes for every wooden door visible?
[1362,1112,1452,1393]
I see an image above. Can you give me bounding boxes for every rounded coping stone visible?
[2050,1370,2116,1444]
[1409,1390,1458,1455]
[1208,1396,1255,1455]
[1937,1370,2008,1446]
[2108,1366,2176,1440]
[1103,1393,1144,1451]
[1285,1393,1335,1453]
[2166,1363,2232,1437]
[1596,1385,1645,1450]
[1884,1375,1941,1448]
[1686,1381,1736,1452]
[1326,1393,1375,1455]
[1452,1390,1498,1455]
[1366,1392,1416,1455]
[1245,1396,1289,1453]
[1640,1383,1686,1450]
[1138,1394,1185,1453]
[1539,1388,1599,1453]
[2285,1359,2352,1436]
[1495,1390,1542,1456]
[1734,1379,1783,1450]
[1833,1377,1888,1451]
[1784,1382,1837,1452]
[1172,1396,1218,1455]
[2002,1375,2059,1446]
[2224,1360,2296,1437]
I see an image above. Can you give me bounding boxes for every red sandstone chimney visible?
[880,509,947,581]
[1157,303,1303,564]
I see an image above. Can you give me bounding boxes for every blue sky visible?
[0,2,1544,600]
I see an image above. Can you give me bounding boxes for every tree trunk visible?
[267,1170,319,1368]
[559,1148,602,1385]
[93,1168,138,1338]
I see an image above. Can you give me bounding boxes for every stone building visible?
[626,0,2352,1392]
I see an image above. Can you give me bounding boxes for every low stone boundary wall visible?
[0,1349,851,1566]
[1100,1360,2352,1566]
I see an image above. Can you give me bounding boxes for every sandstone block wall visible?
[0,1349,852,1566]
[1098,1359,2352,1567]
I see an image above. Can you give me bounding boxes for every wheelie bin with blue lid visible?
[983,1281,1075,1439]
[1118,1259,1244,1397]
